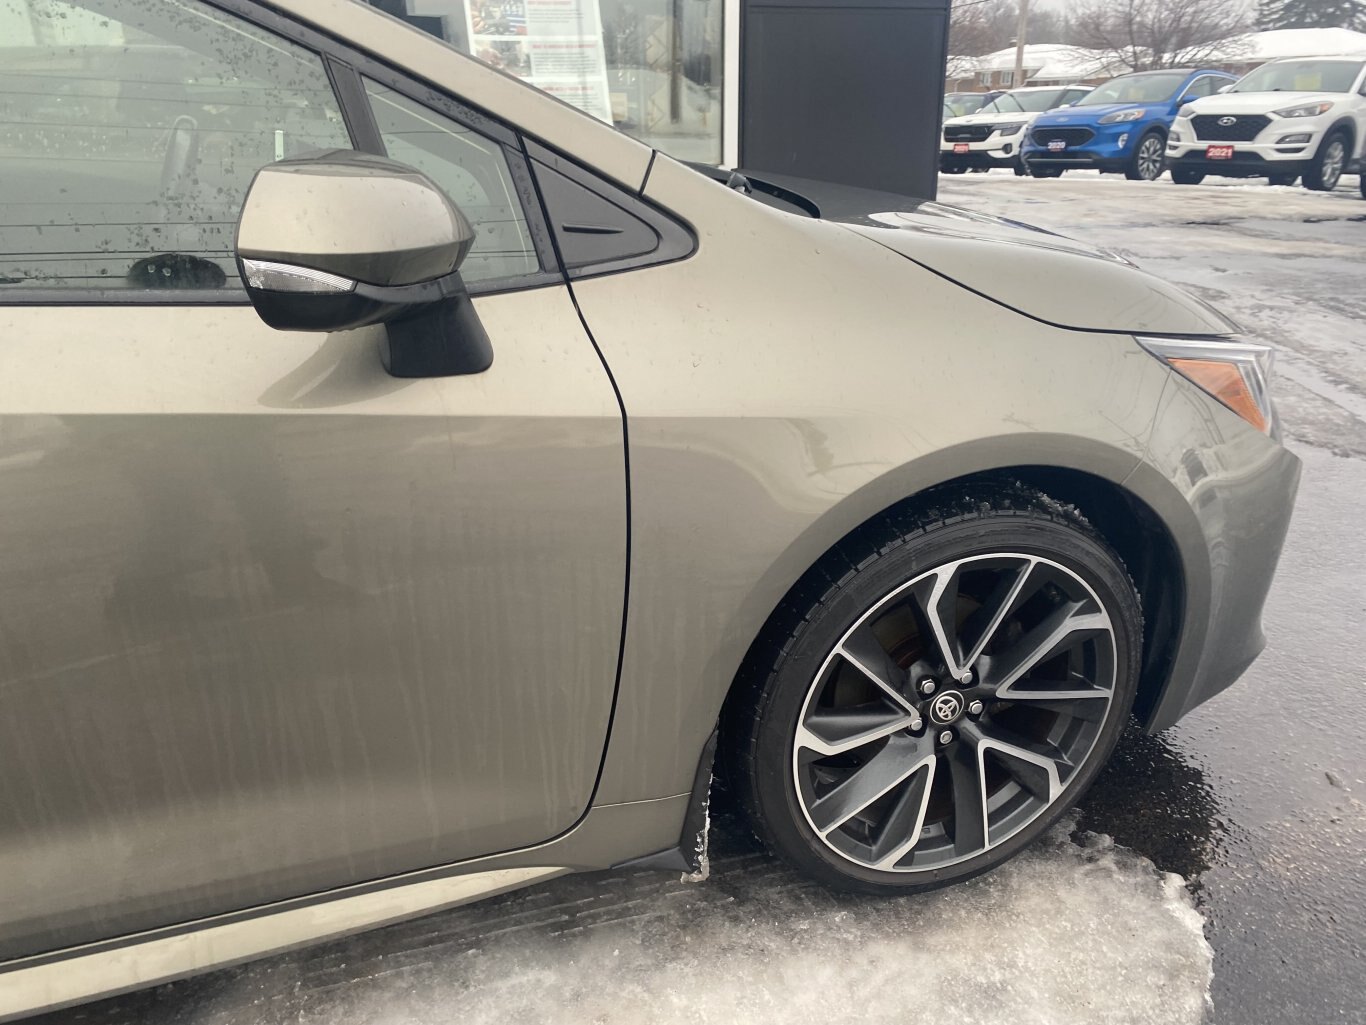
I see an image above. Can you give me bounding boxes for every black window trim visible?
[0,0,564,306]
[524,138,696,282]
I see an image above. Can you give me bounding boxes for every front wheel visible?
[1303,132,1347,191]
[1171,167,1205,185]
[1125,132,1166,181]
[734,494,1142,894]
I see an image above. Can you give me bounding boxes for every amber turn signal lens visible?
[1168,357,1268,433]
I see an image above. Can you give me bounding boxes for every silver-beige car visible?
[0,0,1299,1017]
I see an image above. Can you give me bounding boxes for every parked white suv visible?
[1166,56,1366,192]
[941,85,1092,174]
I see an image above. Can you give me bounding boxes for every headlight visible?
[1274,101,1333,118]
[1178,104,1196,118]
[1099,108,1146,124]
[995,123,1025,136]
[1138,336,1276,434]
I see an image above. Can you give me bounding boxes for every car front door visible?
[0,0,625,959]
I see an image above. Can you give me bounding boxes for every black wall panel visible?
[740,0,950,199]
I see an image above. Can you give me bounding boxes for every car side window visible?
[0,0,350,292]
[1183,77,1220,100]
[363,80,540,286]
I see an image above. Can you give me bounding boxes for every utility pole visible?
[1012,0,1030,88]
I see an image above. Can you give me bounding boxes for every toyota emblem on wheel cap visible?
[929,692,964,724]
[1218,116,1237,126]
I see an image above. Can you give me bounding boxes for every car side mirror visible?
[1216,84,1232,94]
[235,149,492,378]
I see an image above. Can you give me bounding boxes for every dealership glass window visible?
[365,0,723,163]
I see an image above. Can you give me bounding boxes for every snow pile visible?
[192,822,1213,1025]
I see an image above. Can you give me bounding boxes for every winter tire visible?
[735,493,1142,894]
[1303,131,1347,191]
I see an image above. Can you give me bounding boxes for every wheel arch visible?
[1326,117,1356,151]
[716,458,1192,777]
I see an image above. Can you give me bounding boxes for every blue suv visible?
[1023,68,1235,180]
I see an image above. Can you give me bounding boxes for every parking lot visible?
[31,172,1366,1025]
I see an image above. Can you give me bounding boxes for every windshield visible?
[1232,59,1365,94]
[981,89,1067,114]
[945,93,991,116]
[1075,72,1187,106]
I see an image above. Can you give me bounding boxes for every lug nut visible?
[909,716,924,731]
[918,678,937,696]
[968,700,984,716]
[938,729,954,745]
[960,670,975,685]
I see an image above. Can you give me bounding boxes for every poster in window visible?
[464,0,612,122]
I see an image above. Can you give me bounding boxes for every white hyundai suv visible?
[940,84,1093,174]
[1166,55,1366,193]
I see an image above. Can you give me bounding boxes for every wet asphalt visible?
[939,173,1366,1024]
[28,174,1366,1025]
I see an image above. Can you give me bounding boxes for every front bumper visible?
[939,138,1023,171]
[1133,373,1302,732]
[1022,119,1143,172]
[1166,152,1311,177]
[1165,114,1327,176]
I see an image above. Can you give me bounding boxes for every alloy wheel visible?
[1137,136,1164,180]
[1320,139,1345,191]
[791,553,1116,873]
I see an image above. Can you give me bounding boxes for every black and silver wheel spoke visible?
[966,719,1072,804]
[909,557,1036,682]
[836,622,920,715]
[793,552,1117,872]
[982,597,1111,700]
[868,761,937,868]
[945,738,988,856]
[797,706,919,758]
[806,734,933,836]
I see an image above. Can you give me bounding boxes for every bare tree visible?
[1069,0,1249,70]
[949,0,1020,56]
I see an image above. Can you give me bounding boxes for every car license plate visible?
[1206,145,1234,160]
[953,143,970,154]
[1047,140,1066,152]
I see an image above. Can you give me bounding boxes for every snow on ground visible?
[125,820,1210,1025]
